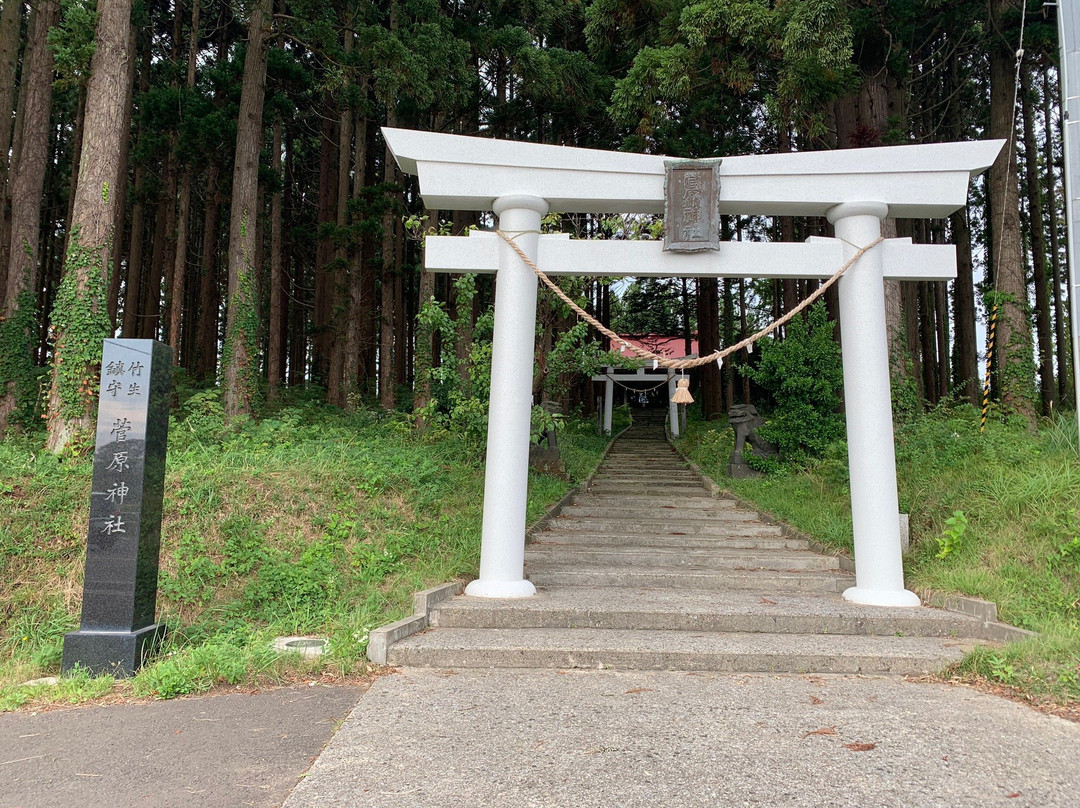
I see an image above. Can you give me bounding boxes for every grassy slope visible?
[678,406,1080,704]
[0,403,624,708]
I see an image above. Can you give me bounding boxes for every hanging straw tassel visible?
[671,377,694,404]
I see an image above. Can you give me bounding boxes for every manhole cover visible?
[272,636,328,658]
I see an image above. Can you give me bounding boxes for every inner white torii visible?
[385,127,1002,608]
[591,366,684,437]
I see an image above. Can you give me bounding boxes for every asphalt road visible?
[0,683,363,808]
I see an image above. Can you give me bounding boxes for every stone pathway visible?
[388,420,995,674]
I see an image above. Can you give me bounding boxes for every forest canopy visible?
[0,0,1068,451]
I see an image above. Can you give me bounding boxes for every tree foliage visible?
[0,0,1066,448]
[745,302,845,461]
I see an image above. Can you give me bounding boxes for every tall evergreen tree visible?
[45,0,134,452]
[222,0,271,418]
[986,0,1035,419]
[0,0,59,436]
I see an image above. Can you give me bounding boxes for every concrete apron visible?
[283,669,1080,808]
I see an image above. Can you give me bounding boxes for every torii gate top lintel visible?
[383,127,1003,218]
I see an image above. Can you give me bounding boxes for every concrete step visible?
[586,482,711,495]
[595,469,701,479]
[599,458,688,464]
[599,459,688,464]
[592,475,703,485]
[600,459,683,466]
[532,531,811,551]
[589,470,702,479]
[597,466,685,472]
[582,489,714,499]
[387,627,978,675]
[570,494,730,509]
[558,505,759,521]
[601,450,682,458]
[526,566,851,593]
[602,452,681,458]
[592,474,700,482]
[524,545,840,571]
[431,588,987,638]
[608,452,673,456]
[548,516,782,536]
[599,456,689,464]
[605,448,676,452]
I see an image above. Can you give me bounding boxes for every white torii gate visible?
[385,128,1002,608]
[591,365,683,437]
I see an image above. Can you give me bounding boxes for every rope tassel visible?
[671,377,694,404]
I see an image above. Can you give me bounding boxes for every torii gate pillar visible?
[830,202,918,607]
[464,195,547,598]
[603,370,614,434]
[667,376,680,438]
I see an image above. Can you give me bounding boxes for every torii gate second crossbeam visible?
[385,128,1003,609]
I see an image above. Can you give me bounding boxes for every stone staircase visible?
[387,419,996,674]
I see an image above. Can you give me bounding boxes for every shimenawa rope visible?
[602,374,671,393]
[496,229,885,370]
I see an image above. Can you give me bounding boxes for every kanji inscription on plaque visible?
[663,159,721,252]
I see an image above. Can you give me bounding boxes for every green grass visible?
[0,668,115,712]
[677,405,1080,705]
[0,398,625,709]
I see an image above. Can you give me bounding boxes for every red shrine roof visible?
[610,335,699,360]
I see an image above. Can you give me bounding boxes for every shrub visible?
[745,302,844,462]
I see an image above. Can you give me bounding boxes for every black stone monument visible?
[62,339,171,677]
